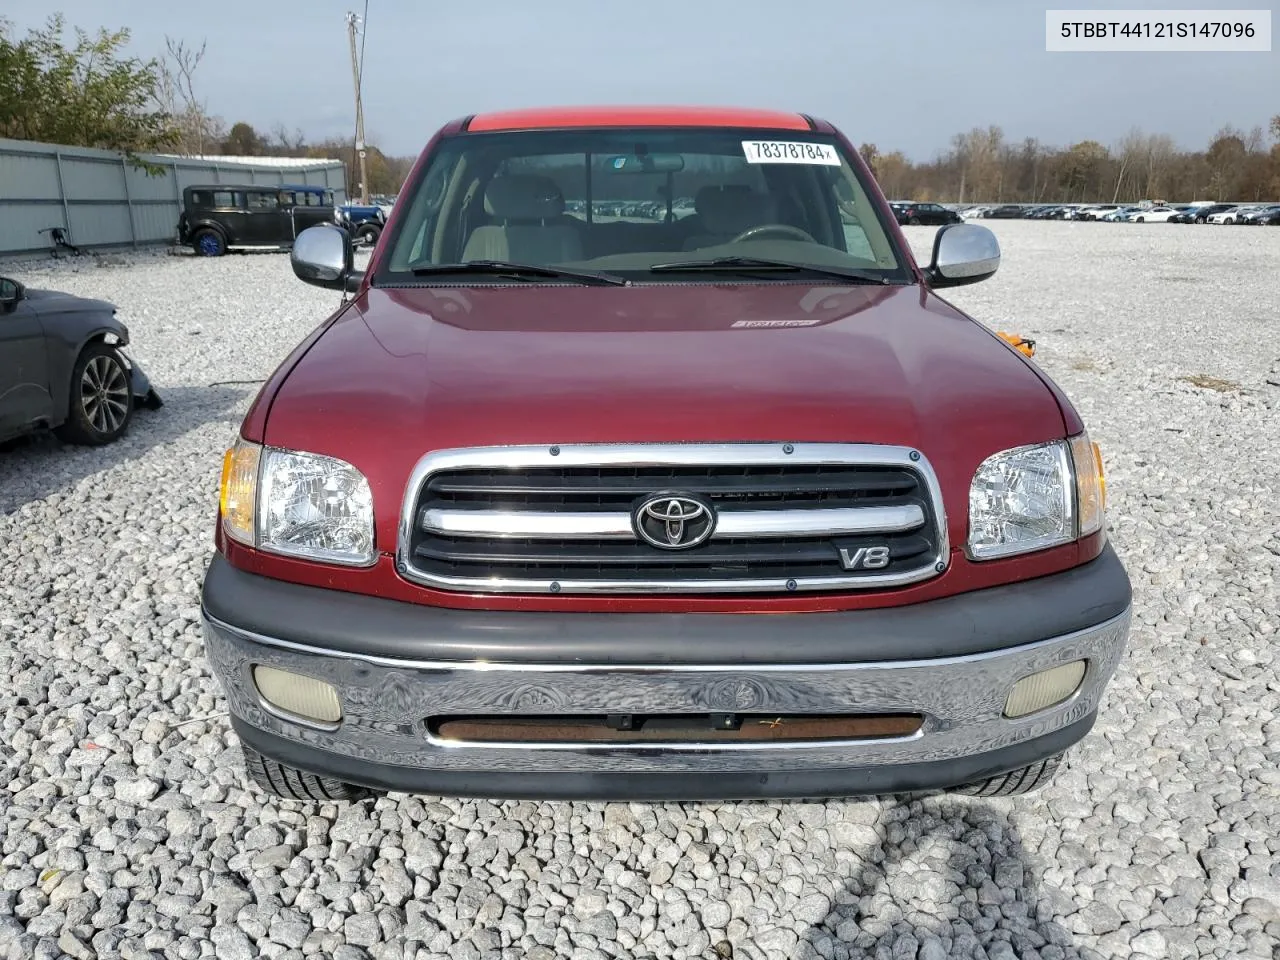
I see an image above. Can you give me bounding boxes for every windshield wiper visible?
[649,256,891,285]
[409,260,628,286]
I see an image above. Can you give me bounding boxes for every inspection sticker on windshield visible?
[742,140,841,165]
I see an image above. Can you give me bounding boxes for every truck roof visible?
[465,105,813,133]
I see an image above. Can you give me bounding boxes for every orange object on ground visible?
[996,331,1036,357]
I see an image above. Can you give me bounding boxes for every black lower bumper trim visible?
[232,712,1097,802]
[202,544,1131,666]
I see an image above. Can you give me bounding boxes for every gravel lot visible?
[2,222,1278,960]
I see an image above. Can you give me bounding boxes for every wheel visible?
[241,744,379,802]
[908,216,921,225]
[953,752,1063,797]
[55,342,133,445]
[1195,216,1206,224]
[1223,217,1233,224]
[356,224,381,247]
[193,229,226,256]
[1134,216,1144,222]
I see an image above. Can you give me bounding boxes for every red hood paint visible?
[262,282,1070,560]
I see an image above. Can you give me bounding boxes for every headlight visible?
[218,439,375,565]
[967,434,1106,560]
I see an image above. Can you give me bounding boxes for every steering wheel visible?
[730,224,817,244]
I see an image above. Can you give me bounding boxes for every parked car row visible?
[953,201,1280,225]
[888,202,962,226]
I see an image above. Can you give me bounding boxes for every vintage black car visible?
[894,202,962,226]
[0,277,161,446]
[336,203,387,246]
[177,184,338,256]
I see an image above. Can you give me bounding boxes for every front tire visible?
[55,342,134,446]
[954,752,1063,797]
[356,224,381,247]
[241,744,379,803]
[908,216,921,225]
[193,229,226,256]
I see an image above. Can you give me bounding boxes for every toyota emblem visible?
[633,493,716,550]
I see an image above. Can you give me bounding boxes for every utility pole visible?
[346,11,369,204]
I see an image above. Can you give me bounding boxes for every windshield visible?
[375,128,910,285]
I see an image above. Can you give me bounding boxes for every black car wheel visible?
[955,752,1063,796]
[242,745,378,802]
[1195,216,1207,224]
[193,229,227,257]
[356,224,381,247]
[908,216,921,225]
[55,341,134,445]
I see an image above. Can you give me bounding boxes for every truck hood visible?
[265,283,1068,549]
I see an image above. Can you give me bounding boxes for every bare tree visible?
[271,123,309,156]
[1142,134,1176,200]
[156,36,221,155]
[1113,128,1144,202]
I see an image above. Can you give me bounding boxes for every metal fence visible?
[0,138,347,258]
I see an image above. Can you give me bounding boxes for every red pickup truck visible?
[200,106,1131,803]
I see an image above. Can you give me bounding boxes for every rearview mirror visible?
[924,223,1000,288]
[0,277,24,307]
[291,224,364,292]
[605,154,685,174]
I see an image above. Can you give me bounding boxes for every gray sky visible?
[13,0,1278,158]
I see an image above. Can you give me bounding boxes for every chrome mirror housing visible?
[925,223,1001,288]
[291,224,363,292]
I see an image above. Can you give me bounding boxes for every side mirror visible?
[924,223,1000,288]
[0,277,25,308]
[291,224,364,292]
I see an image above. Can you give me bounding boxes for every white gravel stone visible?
[1,225,1277,958]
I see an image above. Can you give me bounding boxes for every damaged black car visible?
[0,276,162,446]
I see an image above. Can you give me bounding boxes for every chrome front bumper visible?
[202,606,1130,781]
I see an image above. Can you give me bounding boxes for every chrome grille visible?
[396,444,948,594]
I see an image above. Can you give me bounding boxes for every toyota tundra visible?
[200,106,1131,803]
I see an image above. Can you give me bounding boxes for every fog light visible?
[252,665,342,724]
[1004,660,1087,718]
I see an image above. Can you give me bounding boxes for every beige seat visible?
[682,185,780,250]
[462,175,583,263]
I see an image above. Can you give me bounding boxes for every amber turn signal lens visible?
[219,440,261,546]
[1092,441,1106,510]
[1069,434,1105,537]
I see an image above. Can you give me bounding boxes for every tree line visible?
[0,14,412,195]
[858,120,1280,205]
[3,15,1276,204]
